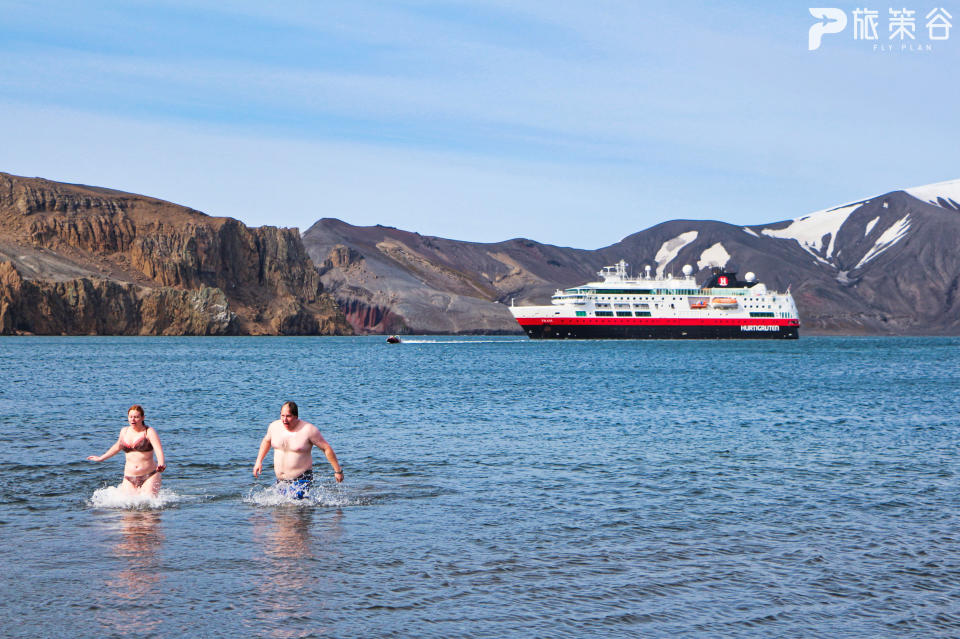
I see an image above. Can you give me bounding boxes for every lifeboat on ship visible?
[689,299,708,309]
[710,297,739,309]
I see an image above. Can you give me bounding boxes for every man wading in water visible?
[252,401,344,498]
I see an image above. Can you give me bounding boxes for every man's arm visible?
[311,429,344,483]
[252,432,273,477]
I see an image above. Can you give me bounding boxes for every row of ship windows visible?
[566,289,708,296]
[575,296,781,303]
[559,293,782,301]
[587,311,651,317]
[590,302,783,310]
[593,303,782,311]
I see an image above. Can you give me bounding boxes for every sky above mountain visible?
[0,1,957,248]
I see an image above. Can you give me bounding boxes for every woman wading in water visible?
[88,405,166,496]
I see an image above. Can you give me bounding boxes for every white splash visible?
[89,486,182,510]
[855,214,911,269]
[244,483,356,508]
[697,242,731,271]
[654,231,698,277]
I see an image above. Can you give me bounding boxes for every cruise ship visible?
[509,260,799,339]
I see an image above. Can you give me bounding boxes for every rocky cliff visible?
[0,173,352,335]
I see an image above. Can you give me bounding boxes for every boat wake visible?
[89,486,183,510]
[397,338,526,344]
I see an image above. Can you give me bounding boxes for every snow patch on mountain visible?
[761,203,858,262]
[742,227,759,238]
[655,231,698,277]
[855,214,911,269]
[698,242,730,271]
[865,216,879,236]
[905,178,960,210]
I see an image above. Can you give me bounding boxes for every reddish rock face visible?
[0,173,352,335]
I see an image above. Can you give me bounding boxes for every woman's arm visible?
[87,432,123,462]
[148,427,166,471]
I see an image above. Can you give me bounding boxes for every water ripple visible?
[1,336,960,637]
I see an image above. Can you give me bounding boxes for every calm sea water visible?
[1,336,959,638]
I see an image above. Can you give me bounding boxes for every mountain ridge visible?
[2,170,957,336]
[304,180,960,335]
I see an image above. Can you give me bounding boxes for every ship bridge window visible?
[595,311,613,317]
[596,288,652,295]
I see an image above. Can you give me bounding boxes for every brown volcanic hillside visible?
[0,173,352,335]
[303,218,598,334]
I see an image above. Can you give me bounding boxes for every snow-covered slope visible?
[759,177,959,270]
[905,178,960,210]
[654,231,698,276]
[760,203,859,262]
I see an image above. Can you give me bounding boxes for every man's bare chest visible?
[274,430,312,453]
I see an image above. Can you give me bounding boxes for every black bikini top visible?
[120,427,153,453]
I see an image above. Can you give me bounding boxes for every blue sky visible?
[0,1,957,248]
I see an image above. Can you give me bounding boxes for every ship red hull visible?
[515,317,799,339]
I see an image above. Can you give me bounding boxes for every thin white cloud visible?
[0,2,957,247]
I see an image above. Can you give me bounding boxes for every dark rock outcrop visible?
[0,173,352,335]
